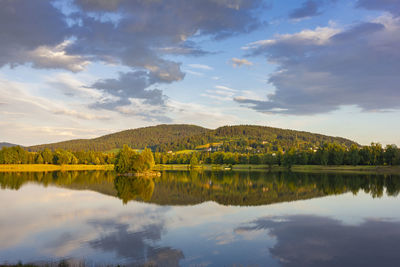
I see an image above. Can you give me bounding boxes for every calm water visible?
[1,170,400,266]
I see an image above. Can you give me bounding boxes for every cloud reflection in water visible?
[236,215,400,267]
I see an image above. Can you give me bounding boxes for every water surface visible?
[1,170,400,266]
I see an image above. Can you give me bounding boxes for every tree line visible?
[2,142,399,168]
[0,146,114,165]
[155,143,400,167]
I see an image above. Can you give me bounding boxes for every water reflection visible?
[115,176,155,204]
[1,170,400,266]
[1,171,400,206]
[236,215,400,267]
[89,219,183,266]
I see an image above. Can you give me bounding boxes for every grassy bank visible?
[291,165,400,174]
[154,164,400,174]
[0,164,114,172]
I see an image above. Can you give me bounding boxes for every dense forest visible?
[27,124,357,152]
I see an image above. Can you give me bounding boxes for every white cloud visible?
[27,40,90,72]
[231,57,253,67]
[188,64,214,70]
[167,100,239,128]
[215,85,237,92]
[243,26,340,51]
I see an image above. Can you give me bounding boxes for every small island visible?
[114,145,159,176]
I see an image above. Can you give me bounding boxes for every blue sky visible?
[1,0,399,146]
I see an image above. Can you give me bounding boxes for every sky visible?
[1,0,400,146]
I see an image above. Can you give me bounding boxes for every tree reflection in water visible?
[114,175,155,204]
[1,170,400,206]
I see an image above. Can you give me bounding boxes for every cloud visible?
[236,215,400,267]
[289,0,322,19]
[238,15,400,114]
[188,64,214,70]
[0,78,109,121]
[158,41,211,57]
[1,0,263,118]
[231,57,253,67]
[202,85,238,101]
[89,219,183,266]
[88,71,175,122]
[89,71,170,108]
[167,99,239,128]
[53,108,110,120]
[215,85,238,92]
[45,73,102,99]
[27,41,90,72]
[356,0,400,16]
[0,0,69,69]
[289,0,336,19]
[67,0,262,112]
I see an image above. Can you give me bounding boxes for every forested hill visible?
[29,124,208,152]
[28,124,357,152]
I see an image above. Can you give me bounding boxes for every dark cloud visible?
[90,71,168,107]
[289,0,336,19]
[0,0,263,118]
[0,0,69,68]
[89,219,183,266]
[158,41,212,57]
[44,232,75,249]
[356,0,400,16]
[72,0,262,40]
[238,19,400,114]
[66,0,263,79]
[88,70,175,121]
[236,215,400,267]
[289,0,322,19]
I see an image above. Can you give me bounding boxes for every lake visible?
[1,170,400,266]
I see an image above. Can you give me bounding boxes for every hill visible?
[0,142,20,149]
[28,124,358,152]
[29,124,208,152]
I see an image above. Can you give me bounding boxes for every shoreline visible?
[1,164,399,175]
[155,164,400,174]
[0,164,114,172]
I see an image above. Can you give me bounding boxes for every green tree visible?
[141,148,155,170]
[316,146,329,165]
[115,145,135,174]
[249,154,261,164]
[384,145,399,165]
[190,154,199,168]
[41,149,53,164]
[283,148,296,169]
[114,145,155,173]
[348,144,360,166]
[327,143,345,165]
[263,153,275,169]
[36,154,44,164]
